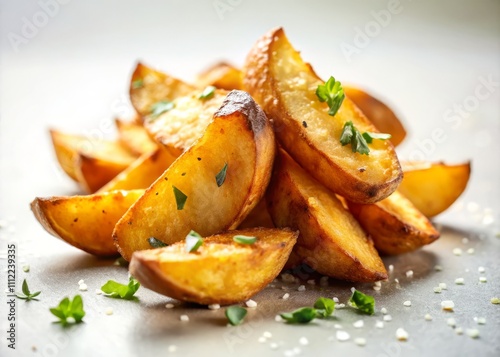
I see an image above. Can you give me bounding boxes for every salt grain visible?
[105,307,113,315]
[425,314,432,321]
[165,303,175,309]
[491,297,500,304]
[403,301,411,307]
[455,327,463,335]
[282,293,290,300]
[333,297,339,303]
[354,337,366,346]
[208,304,220,310]
[434,265,443,271]
[299,337,309,345]
[269,342,279,350]
[478,267,485,273]
[258,337,266,343]
[467,248,475,255]
[168,345,177,353]
[388,264,394,272]
[79,284,88,291]
[375,320,384,328]
[453,248,463,256]
[396,328,409,341]
[245,299,257,308]
[22,265,30,273]
[297,285,306,292]
[474,317,486,325]
[479,277,487,283]
[179,314,189,322]
[406,270,414,278]
[353,320,364,328]
[263,331,272,338]
[381,307,388,314]
[78,279,85,285]
[336,331,350,342]
[383,315,392,322]
[466,329,480,339]
[441,300,455,311]
[439,283,447,290]
[447,318,456,327]
[434,287,442,293]
[455,278,465,285]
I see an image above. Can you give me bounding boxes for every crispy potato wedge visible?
[266,149,387,282]
[130,228,297,305]
[130,62,196,119]
[237,199,275,229]
[144,89,228,157]
[197,62,244,91]
[114,90,276,261]
[344,86,407,147]
[115,118,158,155]
[98,147,177,192]
[50,129,83,181]
[244,28,402,203]
[31,190,144,257]
[398,161,471,217]
[347,191,440,255]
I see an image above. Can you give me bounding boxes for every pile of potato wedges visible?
[31,28,470,305]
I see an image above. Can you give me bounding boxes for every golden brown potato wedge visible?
[266,149,387,282]
[237,199,275,229]
[130,62,196,119]
[398,161,471,217]
[50,129,83,181]
[347,191,440,255]
[130,228,297,305]
[31,190,144,257]
[244,28,402,204]
[98,147,177,192]
[197,62,244,91]
[344,86,407,147]
[144,89,228,157]
[115,118,158,155]
[114,90,276,261]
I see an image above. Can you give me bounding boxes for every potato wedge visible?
[130,228,297,305]
[344,86,407,147]
[115,118,158,155]
[266,149,387,282]
[144,89,228,157]
[237,199,275,229]
[398,161,471,217]
[197,62,244,91]
[114,90,276,261]
[347,191,440,255]
[244,28,402,203]
[130,62,196,119]
[31,190,144,257]
[50,129,83,181]
[98,147,177,192]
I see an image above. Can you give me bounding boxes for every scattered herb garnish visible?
[150,100,174,118]
[173,186,187,210]
[215,162,228,187]
[50,295,85,325]
[280,307,317,324]
[198,86,216,100]
[314,297,335,317]
[101,277,140,300]
[132,78,143,89]
[340,121,370,155]
[349,289,375,315]
[16,279,41,301]
[362,132,392,144]
[233,235,257,245]
[185,230,203,253]
[280,297,335,324]
[225,306,247,326]
[148,237,168,248]
[316,76,345,116]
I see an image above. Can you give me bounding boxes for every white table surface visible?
[1,1,499,356]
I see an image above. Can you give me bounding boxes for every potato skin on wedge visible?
[244,28,402,203]
[399,161,471,217]
[31,190,144,257]
[114,90,276,261]
[197,62,244,91]
[347,191,440,255]
[130,228,297,305]
[344,86,407,147]
[266,149,387,282]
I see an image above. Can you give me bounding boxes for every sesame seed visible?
[299,337,309,345]
[406,270,414,278]
[383,315,392,322]
[403,301,411,307]
[434,287,442,293]
[297,285,306,292]
[466,329,480,339]
[168,345,177,353]
[282,293,290,300]
[354,337,366,346]
[455,327,463,335]
[79,283,88,291]
[479,277,487,283]
[425,314,432,321]
[245,300,257,308]
[455,278,465,285]
[375,321,384,328]
[478,267,485,273]
[22,265,30,273]
[105,307,113,315]
[381,307,388,314]
[491,297,500,304]
[439,283,447,290]
[179,314,189,322]
[441,300,455,311]
[396,328,409,341]
[336,331,350,342]
[165,303,175,309]
[434,265,443,271]
[453,248,463,256]
[467,248,475,255]
[353,320,364,328]
[263,331,272,338]
[208,304,220,310]
[447,318,456,327]
[474,317,486,325]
